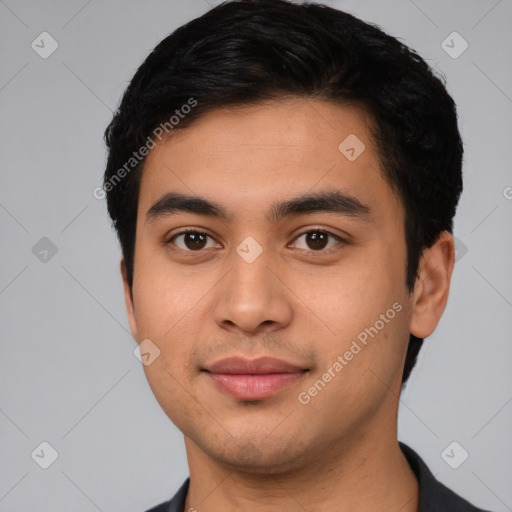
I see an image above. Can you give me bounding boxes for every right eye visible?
[166,230,220,252]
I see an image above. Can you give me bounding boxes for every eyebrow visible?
[145,190,372,224]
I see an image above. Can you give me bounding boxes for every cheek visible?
[135,274,205,426]
[301,307,410,426]
[132,249,200,336]
[309,259,402,336]
[131,282,201,412]
[142,358,203,433]
[303,248,410,389]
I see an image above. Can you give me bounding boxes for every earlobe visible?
[409,231,456,339]
[120,258,139,341]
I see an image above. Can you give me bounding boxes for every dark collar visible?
[147,442,491,512]
[399,442,490,512]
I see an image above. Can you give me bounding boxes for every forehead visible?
[137,98,402,224]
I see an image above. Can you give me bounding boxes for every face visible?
[122,98,424,473]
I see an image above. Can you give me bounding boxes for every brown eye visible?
[169,231,217,251]
[305,231,329,250]
[291,230,343,252]
[183,232,207,250]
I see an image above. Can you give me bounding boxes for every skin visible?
[121,98,455,512]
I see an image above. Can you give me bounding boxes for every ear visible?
[410,231,456,339]
[120,258,140,342]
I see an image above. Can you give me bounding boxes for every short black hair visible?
[103,0,463,385]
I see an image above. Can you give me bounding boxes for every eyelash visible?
[164,227,345,254]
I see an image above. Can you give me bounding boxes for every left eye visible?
[290,230,343,251]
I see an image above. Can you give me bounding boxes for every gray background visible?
[1,0,511,510]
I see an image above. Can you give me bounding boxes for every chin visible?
[195,432,313,475]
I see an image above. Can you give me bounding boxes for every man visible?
[102,1,491,510]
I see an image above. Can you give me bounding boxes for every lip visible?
[203,357,308,400]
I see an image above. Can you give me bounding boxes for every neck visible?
[183,425,418,512]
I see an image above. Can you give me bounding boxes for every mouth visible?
[202,356,309,400]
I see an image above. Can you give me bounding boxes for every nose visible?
[212,246,293,335]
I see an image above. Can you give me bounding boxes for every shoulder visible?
[145,501,172,512]
[143,478,190,512]
[400,442,493,512]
